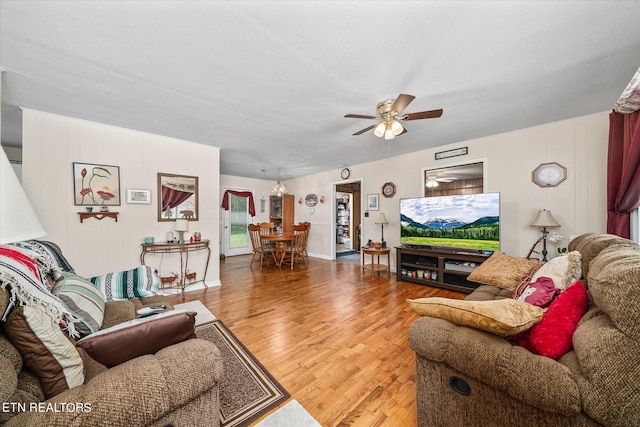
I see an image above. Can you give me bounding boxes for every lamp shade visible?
[374,122,386,137]
[1,149,46,244]
[375,212,389,225]
[175,219,189,232]
[530,209,560,228]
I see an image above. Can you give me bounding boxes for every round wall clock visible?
[532,162,567,187]
[341,168,351,180]
[382,182,396,198]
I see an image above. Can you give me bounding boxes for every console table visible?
[140,240,211,299]
[396,246,490,293]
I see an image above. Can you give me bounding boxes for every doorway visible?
[222,187,253,257]
[334,180,362,259]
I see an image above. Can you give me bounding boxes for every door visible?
[223,189,253,256]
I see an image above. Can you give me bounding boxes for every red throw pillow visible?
[517,280,588,360]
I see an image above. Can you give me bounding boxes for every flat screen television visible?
[400,192,500,251]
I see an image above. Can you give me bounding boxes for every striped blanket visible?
[0,245,79,338]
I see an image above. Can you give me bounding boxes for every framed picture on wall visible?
[73,162,121,206]
[126,188,152,204]
[367,193,379,211]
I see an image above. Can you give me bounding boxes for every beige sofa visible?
[408,233,640,427]
[0,244,223,427]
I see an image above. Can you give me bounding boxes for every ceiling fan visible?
[425,172,457,188]
[345,94,443,140]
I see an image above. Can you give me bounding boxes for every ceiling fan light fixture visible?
[374,122,386,137]
[384,126,395,140]
[426,176,439,188]
[390,120,403,136]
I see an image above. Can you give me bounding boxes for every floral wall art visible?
[73,162,121,206]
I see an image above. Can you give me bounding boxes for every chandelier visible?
[270,168,288,196]
[271,180,288,196]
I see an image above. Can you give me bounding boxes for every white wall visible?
[21,109,221,288]
[19,108,608,280]
[253,111,609,269]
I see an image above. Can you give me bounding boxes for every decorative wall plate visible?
[532,162,567,187]
[305,193,319,207]
[382,182,396,198]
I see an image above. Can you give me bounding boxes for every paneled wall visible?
[280,111,609,266]
[21,109,221,286]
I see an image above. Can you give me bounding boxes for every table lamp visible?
[375,212,389,248]
[175,219,189,244]
[1,148,46,244]
[529,209,560,261]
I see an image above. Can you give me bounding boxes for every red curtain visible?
[607,110,640,238]
[161,185,193,212]
[221,190,256,217]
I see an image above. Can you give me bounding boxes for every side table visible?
[362,246,391,276]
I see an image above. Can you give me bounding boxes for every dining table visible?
[260,233,293,266]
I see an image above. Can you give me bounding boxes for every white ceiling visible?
[1,1,639,180]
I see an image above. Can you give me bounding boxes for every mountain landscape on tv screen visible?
[400,214,499,231]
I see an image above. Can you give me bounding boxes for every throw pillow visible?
[3,306,85,399]
[530,251,582,291]
[89,265,161,301]
[52,272,106,337]
[516,280,588,360]
[516,276,559,308]
[467,252,543,291]
[406,297,545,335]
[76,310,196,367]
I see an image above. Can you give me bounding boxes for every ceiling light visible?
[374,122,386,137]
[391,120,403,136]
[271,180,288,196]
[384,125,395,140]
[425,177,439,188]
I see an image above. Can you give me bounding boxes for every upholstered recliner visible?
[408,233,640,427]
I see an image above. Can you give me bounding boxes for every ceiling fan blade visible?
[353,124,376,135]
[391,94,415,113]
[401,108,444,121]
[345,114,379,120]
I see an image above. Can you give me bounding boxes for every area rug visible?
[196,321,290,427]
[174,299,217,326]
[254,400,321,427]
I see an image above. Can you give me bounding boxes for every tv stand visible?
[395,246,490,294]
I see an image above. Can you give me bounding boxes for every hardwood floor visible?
[166,255,465,426]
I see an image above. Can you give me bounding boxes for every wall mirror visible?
[157,173,199,222]
[422,160,486,197]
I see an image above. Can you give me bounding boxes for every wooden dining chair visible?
[280,224,309,270]
[248,224,276,269]
[298,222,310,263]
[258,222,277,249]
[258,222,275,235]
